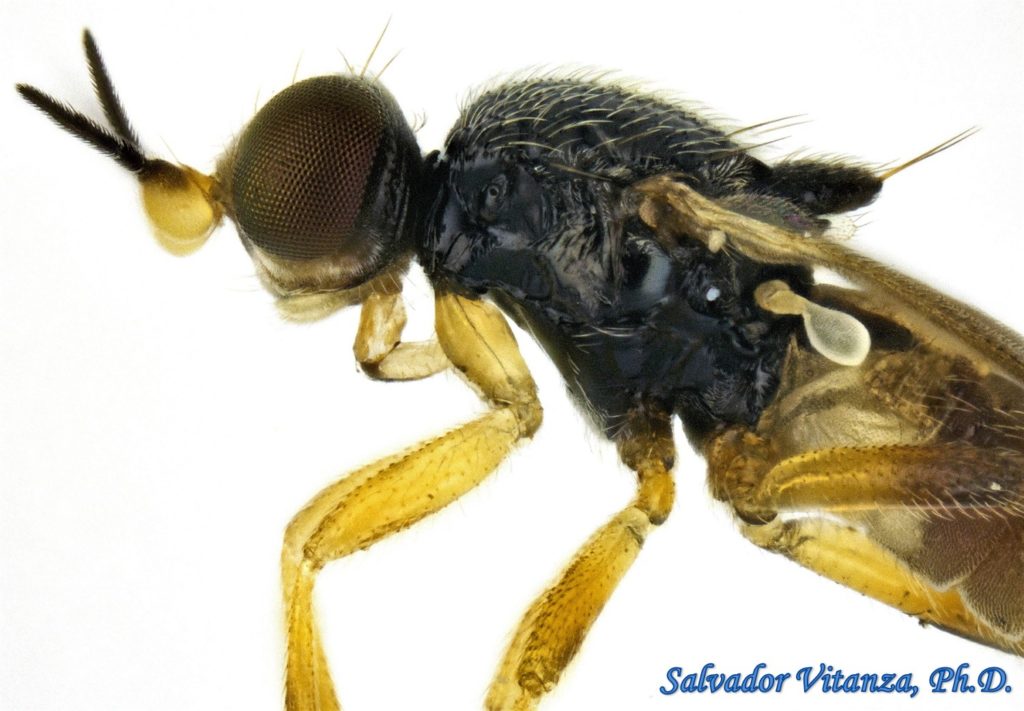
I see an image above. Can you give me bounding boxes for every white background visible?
[2,1,1024,710]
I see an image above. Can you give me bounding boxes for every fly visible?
[14,28,1024,711]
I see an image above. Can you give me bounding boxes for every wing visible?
[635,176,1024,655]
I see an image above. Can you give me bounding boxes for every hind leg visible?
[707,428,1024,655]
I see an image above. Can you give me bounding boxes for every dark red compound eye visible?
[229,74,421,274]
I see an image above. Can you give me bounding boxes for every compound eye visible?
[228,75,420,280]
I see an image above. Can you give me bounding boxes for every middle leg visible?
[486,409,676,711]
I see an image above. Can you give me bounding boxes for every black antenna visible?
[16,29,150,173]
[82,29,141,149]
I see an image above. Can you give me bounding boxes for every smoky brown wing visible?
[643,173,1024,653]
[714,427,1024,653]
[775,444,1024,641]
[854,454,1024,641]
[753,308,1024,650]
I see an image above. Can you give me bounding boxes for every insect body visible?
[430,78,873,442]
[17,30,1024,711]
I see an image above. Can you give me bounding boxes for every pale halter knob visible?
[754,280,871,367]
